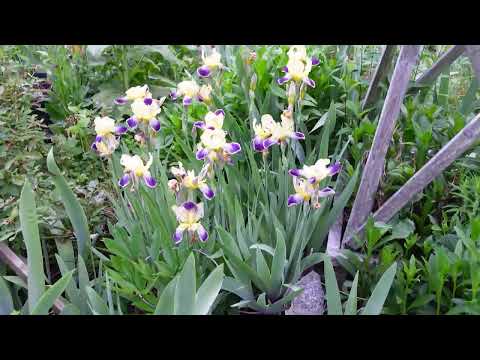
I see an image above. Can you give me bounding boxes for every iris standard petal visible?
[149,118,161,132]
[263,137,278,148]
[290,131,305,140]
[127,117,138,129]
[200,183,215,200]
[252,136,266,152]
[173,226,184,244]
[143,174,157,188]
[193,121,206,130]
[197,66,211,78]
[114,125,128,135]
[118,173,131,188]
[114,97,128,105]
[304,77,316,88]
[327,162,342,176]
[224,142,241,155]
[196,224,209,242]
[196,148,209,160]
[277,75,291,85]
[287,194,304,207]
[289,169,302,177]
[318,187,335,197]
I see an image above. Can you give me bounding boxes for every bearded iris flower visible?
[277,45,319,88]
[170,162,215,200]
[287,177,335,208]
[127,97,163,132]
[172,201,208,244]
[114,85,152,105]
[251,111,304,152]
[170,80,200,106]
[118,153,157,189]
[91,116,127,156]
[193,109,225,131]
[196,128,241,164]
[288,158,341,184]
[197,48,223,78]
[287,158,341,208]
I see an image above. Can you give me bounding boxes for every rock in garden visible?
[285,271,325,315]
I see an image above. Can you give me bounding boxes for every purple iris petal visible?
[215,109,225,117]
[127,117,138,129]
[308,177,317,184]
[277,75,291,85]
[193,121,206,130]
[224,142,241,155]
[95,135,103,142]
[263,137,278,149]
[91,142,98,151]
[114,97,127,105]
[311,57,320,66]
[183,97,193,106]
[173,227,184,244]
[144,98,153,105]
[143,174,157,188]
[327,162,342,176]
[318,187,335,197]
[197,65,211,78]
[200,184,215,200]
[183,201,197,211]
[118,173,131,188]
[288,194,304,207]
[114,126,128,135]
[252,137,266,152]
[169,90,178,100]
[149,118,161,132]
[304,77,316,88]
[196,148,208,160]
[197,225,209,242]
[289,169,302,177]
[291,131,305,140]
[281,66,288,73]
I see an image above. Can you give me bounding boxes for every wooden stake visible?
[366,113,480,226]
[343,45,421,248]
[361,45,397,110]
[413,45,465,88]
[0,242,65,314]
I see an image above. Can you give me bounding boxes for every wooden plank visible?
[413,45,465,88]
[361,45,397,110]
[367,113,480,226]
[342,45,421,248]
[0,242,65,314]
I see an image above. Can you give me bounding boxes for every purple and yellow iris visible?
[195,128,241,165]
[172,201,208,244]
[118,153,157,190]
[127,97,164,132]
[252,111,305,152]
[114,85,152,105]
[170,162,215,200]
[91,116,127,157]
[287,158,341,208]
[170,80,200,107]
[196,48,223,78]
[193,109,225,131]
[277,45,319,88]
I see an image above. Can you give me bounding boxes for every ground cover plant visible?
[1,45,479,315]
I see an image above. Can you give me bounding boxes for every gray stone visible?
[285,271,325,315]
